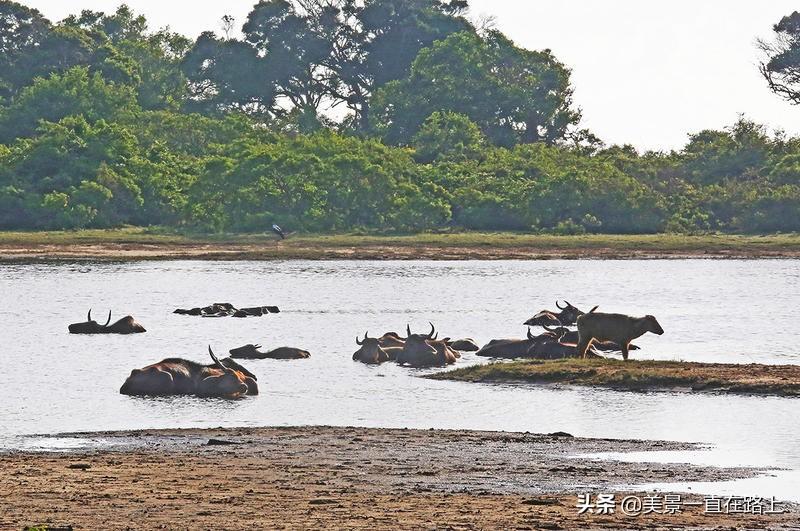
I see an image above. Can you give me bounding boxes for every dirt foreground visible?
[1,426,797,530]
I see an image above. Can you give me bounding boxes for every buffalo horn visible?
[427,322,435,339]
[555,300,566,310]
[208,345,225,369]
[87,309,92,322]
[103,310,112,327]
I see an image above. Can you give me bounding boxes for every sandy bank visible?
[2,231,800,261]
[431,358,800,397]
[1,426,797,530]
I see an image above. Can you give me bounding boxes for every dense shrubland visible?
[0,1,798,233]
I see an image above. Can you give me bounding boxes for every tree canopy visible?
[0,1,798,234]
[760,11,800,104]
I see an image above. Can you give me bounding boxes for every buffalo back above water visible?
[229,344,311,360]
[120,348,257,398]
[69,310,146,334]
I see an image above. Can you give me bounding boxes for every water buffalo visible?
[376,332,405,348]
[229,344,310,360]
[542,325,639,353]
[395,323,457,367]
[68,310,146,334]
[174,303,280,317]
[576,310,664,360]
[524,301,590,327]
[526,333,601,359]
[427,338,460,365]
[120,347,258,398]
[349,333,394,364]
[475,328,544,358]
[447,338,480,351]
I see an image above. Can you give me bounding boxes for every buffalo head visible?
[643,315,664,335]
[396,323,439,366]
[196,347,253,398]
[68,309,111,334]
[554,300,586,325]
[353,332,391,364]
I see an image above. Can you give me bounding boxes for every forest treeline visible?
[0,1,799,233]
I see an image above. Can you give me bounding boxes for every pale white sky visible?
[20,0,800,151]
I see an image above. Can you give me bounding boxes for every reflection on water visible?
[1,259,799,496]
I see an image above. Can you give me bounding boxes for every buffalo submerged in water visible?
[68,309,146,334]
[229,344,311,360]
[394,323,460,368]
[174,303,280,318]
[352,332,405,364]
[352,325,468,366]
[120,347,258,398]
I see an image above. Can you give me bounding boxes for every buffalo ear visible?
[243,377,258,395]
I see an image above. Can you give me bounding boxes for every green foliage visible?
[0,2,798,235]
[0,66,138,143]
[412,111,486,163]
[186,131,450,232]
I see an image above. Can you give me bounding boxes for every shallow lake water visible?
[1,259,798,498]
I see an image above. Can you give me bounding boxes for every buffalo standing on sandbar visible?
[68,310,146,334]
[120,347,258,398]
[576,310,664,360]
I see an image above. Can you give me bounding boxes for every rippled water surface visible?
[1,259,799,496]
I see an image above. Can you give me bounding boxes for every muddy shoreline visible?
[2,239,800,262]
[2,426,798,529]
[431,359,800,397]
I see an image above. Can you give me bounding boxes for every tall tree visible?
[182,31,272,115]
[759,11,800,104]
[182,0,470,128]
[63,6,191,110]
[0,1,52,100]
[371,31,579,147]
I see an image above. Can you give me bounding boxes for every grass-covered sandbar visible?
[2,228,800,261]
[430,358,800,397]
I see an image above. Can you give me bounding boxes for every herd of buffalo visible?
[173,302,280,318]
[67,300,663,399]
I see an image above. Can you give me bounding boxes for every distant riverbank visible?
[431,359,800,397]
[1,229,800,261]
